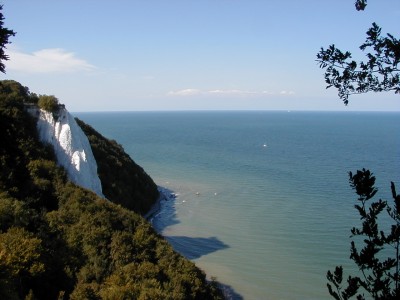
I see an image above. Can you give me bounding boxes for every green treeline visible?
[75,118,159,215]
[0,80,223,300]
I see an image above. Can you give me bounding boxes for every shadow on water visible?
[146,186,180,229]
[219,284,244,300]
[148,187,243,300]
[149,187,230,259]
[165,236,229,260]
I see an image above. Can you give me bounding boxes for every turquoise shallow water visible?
[76,111,400,300]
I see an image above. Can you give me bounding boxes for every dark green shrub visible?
[37,95,59,113]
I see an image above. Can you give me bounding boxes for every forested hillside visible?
[0,80,223,300]
[75,118,159,215]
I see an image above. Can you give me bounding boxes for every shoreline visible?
[144,186,176,222]
[146,184,242,300]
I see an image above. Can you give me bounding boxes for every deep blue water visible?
[75,111,400,300]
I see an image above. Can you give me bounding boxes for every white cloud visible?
[167,88,202,96]
[6,48,95,73]
[280,90,295,95]
[167,88,295,97]
[261,90,274,95]
[208,89,257,96]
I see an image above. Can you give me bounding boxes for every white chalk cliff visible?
[32,107,104,198]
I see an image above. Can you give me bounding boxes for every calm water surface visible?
[76,111,400,300]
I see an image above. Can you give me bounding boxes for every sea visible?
[75,111,400,300]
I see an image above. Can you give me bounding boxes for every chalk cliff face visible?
[34,107,104,197]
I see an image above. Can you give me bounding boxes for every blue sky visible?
[2,0,399,111]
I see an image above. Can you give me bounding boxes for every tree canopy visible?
[37,95,60,113]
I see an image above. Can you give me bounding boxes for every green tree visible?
[317,1,400,299]
[37,95,59,113]
[0,227,45,299]
[0,5,15,73]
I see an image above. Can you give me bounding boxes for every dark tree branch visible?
[355,0,368,11]
[327,169,400,299]
[0,5,16,73]
[316,22,400,105]
[321,2,399,299]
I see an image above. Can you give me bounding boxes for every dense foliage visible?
[76,119,159,215]
[0,80,223,300]
[37,95,60,113]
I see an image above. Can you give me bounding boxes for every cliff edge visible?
[28,106,104,198]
